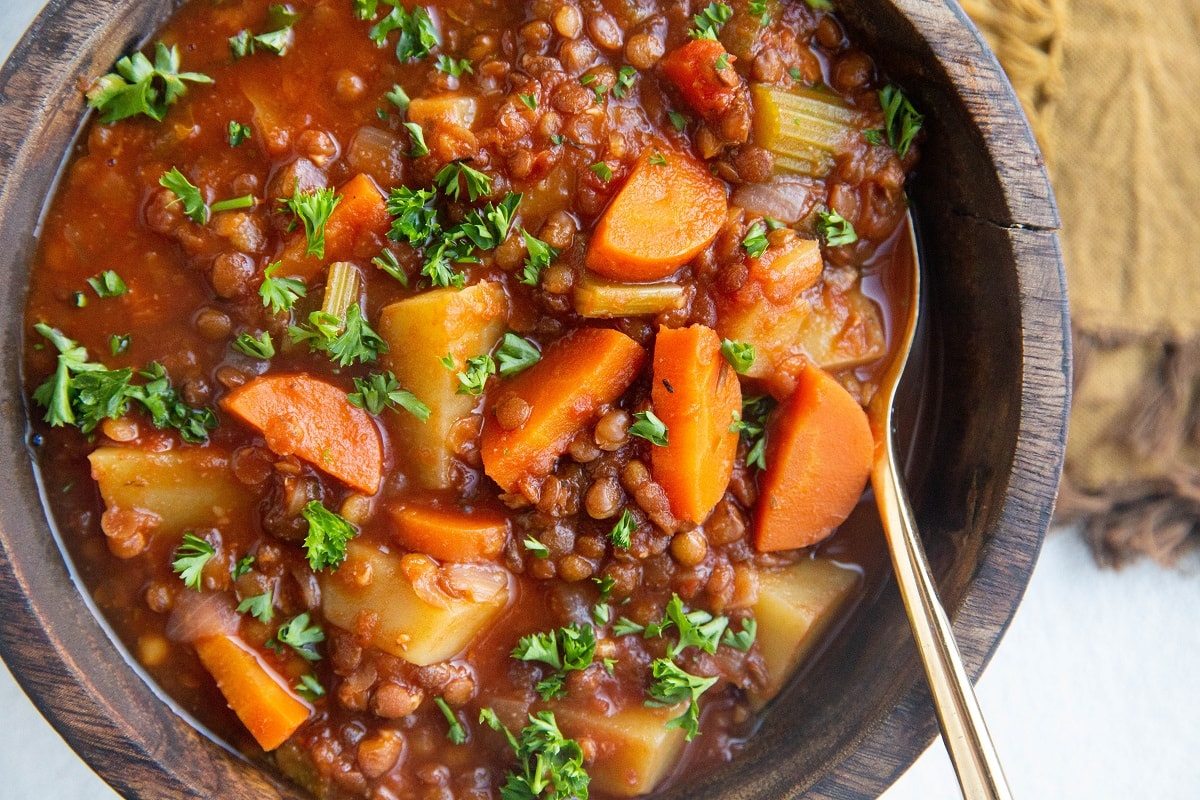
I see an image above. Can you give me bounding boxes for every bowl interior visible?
[0,1,1068,798]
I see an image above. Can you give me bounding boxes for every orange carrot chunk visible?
[279,172,391,282]
[389,503,511,562]
[194,634,311,752]
[650,325,741,524]
[481,328,647,493]
[221,373,384,495]
[584,149,727,282]
[661,38,743,121]
[753,362,873,552]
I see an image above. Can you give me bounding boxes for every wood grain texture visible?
[0,0,1069,799]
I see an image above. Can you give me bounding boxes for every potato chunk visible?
[320,542,511,666]
[89,446,255,535]
[553,704,688,797]
[377,281,508,489]
[751,558,860,705]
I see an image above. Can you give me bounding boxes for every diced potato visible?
[320,542,511,666]
[88,446,256,535]
[573,272,688,318]
[407,95,478,130]
[751,558,860,705]
[797,285,886,372]
[377,281,508,489]
[553,703,688,797]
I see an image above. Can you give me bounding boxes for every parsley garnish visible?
[648,150,668,167]
[348,371,431,421]
[863,128,884,146]
[649,595,729,658]
[229,17,295,59]
[385,83,410,111]
[805,0,835,11]
[513,623,597,700]
[520,230,559,287]
[258,262,306,314]
[160,168,209,224]
[690,2,732,40]
[607,508,636,549]
[720,339,755,374]
[289,303,387,366]
[817,209,858,246]
[646,658,717,740]
[300,501,358,571]
[479,710,590,800]
[730,395,775,470]
[629,410,668,446]
[456,354,496,395]
[741,221,769,258]
[295,674,325,700]
[879,84,923,157]
[612,66,637,99]
[495,332,541,377]
[668,110,687,131]
[435,54,473,76]
[518,92,538,110]
[232,331,275,359]
[435,697,467,744]
[523,536,550,558]
[87,270,128,298]
[580,73,607,104]
[228,120,252,146]
[274,612,325,662]
[372,249,409,286]
[85,42,212,123]
[172,533,215,591]
[109,334,130,356]
[749,0,769,23]
[715,53,730,70]
[137,362,219,442]
[386,186,439,244]
[403,121,429,156]
[231,554,255,579]
[721,618,757,651]
[280,186,340,259]
[362,2,440,62]
[788,66,803,82]
[589,162,613,182]
[236,591,275,623]
[434,160,492,202]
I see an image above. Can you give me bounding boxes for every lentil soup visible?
[23,0,921,797]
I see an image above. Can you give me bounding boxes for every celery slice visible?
[321,261,361,322]
[751,83,860,178]
[574,272,688,319]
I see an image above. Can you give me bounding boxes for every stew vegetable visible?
[24,0,920,797]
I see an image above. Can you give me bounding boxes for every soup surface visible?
[23,0,920,797]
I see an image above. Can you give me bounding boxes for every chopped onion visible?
[731,176,820,224]
[166,591,240,643]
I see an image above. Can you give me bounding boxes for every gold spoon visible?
[868,214,1014,800]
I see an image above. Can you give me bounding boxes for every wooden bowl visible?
[0,0,1068,797]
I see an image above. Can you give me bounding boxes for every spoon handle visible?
[872,449,1014,800]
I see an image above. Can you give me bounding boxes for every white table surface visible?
[4,3,1200,798]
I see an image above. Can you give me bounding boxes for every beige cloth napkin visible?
[962,0,1200,566]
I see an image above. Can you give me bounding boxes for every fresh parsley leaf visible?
[607,508,635,549]
[520,230,559,287]
[289,303,387,366]
[229,21,295,59]
[385,83,410,111]
[231,554,255,579]
[479,710,590,800]
[236,591,275,623]
[715,52,730,70]
[879,84,923,157]
[455,192,521,250]
[160,167,208,224]
[228,120,252,146]
[523,535,549,558]
[648,150,668,167]
[720,339,755,374]
[741,221,769,258]
[654,595,729,658]
[817,209,858,246]
[612,65,637,99]
[275,612,325,662]
[300,501,358,571]
[629,409,668,446]
[372,249,409,286]
[232,331,275,359]
[211,194,257,214]
[788,65,803,82]
[730,395,775,470]
[419,237,468,288]
[435,54,473,76]
[721,618,757,651]
[435,697,467,744]
[347,371,431,421]
[85,42,212,123]
[172,533,215,591]
[589,161,613,182]
[518,92,538,110]
[613,617,645,636]
[259,262,306,314]
[434,160,492,202]
[386,186,439,245]
[280,186,340,259]
[749,0,769,23]
[403,121,429,156]
[135,362,218,443]
[580,72,607,103]
[645,658,717,740]
[109,333,131,356]
[456,353,496,395]
[295,674,325,700]
[365,2,440,62]
[690,2,733,40]
[805,0,835,11]
[668,110,687,131]
[863,128,884,146]
[495,332,541,377]
[87,270,128,298]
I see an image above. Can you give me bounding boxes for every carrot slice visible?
[221,373,383,494]
[584,149,727,282]
[481,328,647,493]
[389,503,510,562]
[753,362,873,552]
[279,173,391,282]
[194,634,311,752]
[650,325,741,524]
[661,38,743,120]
